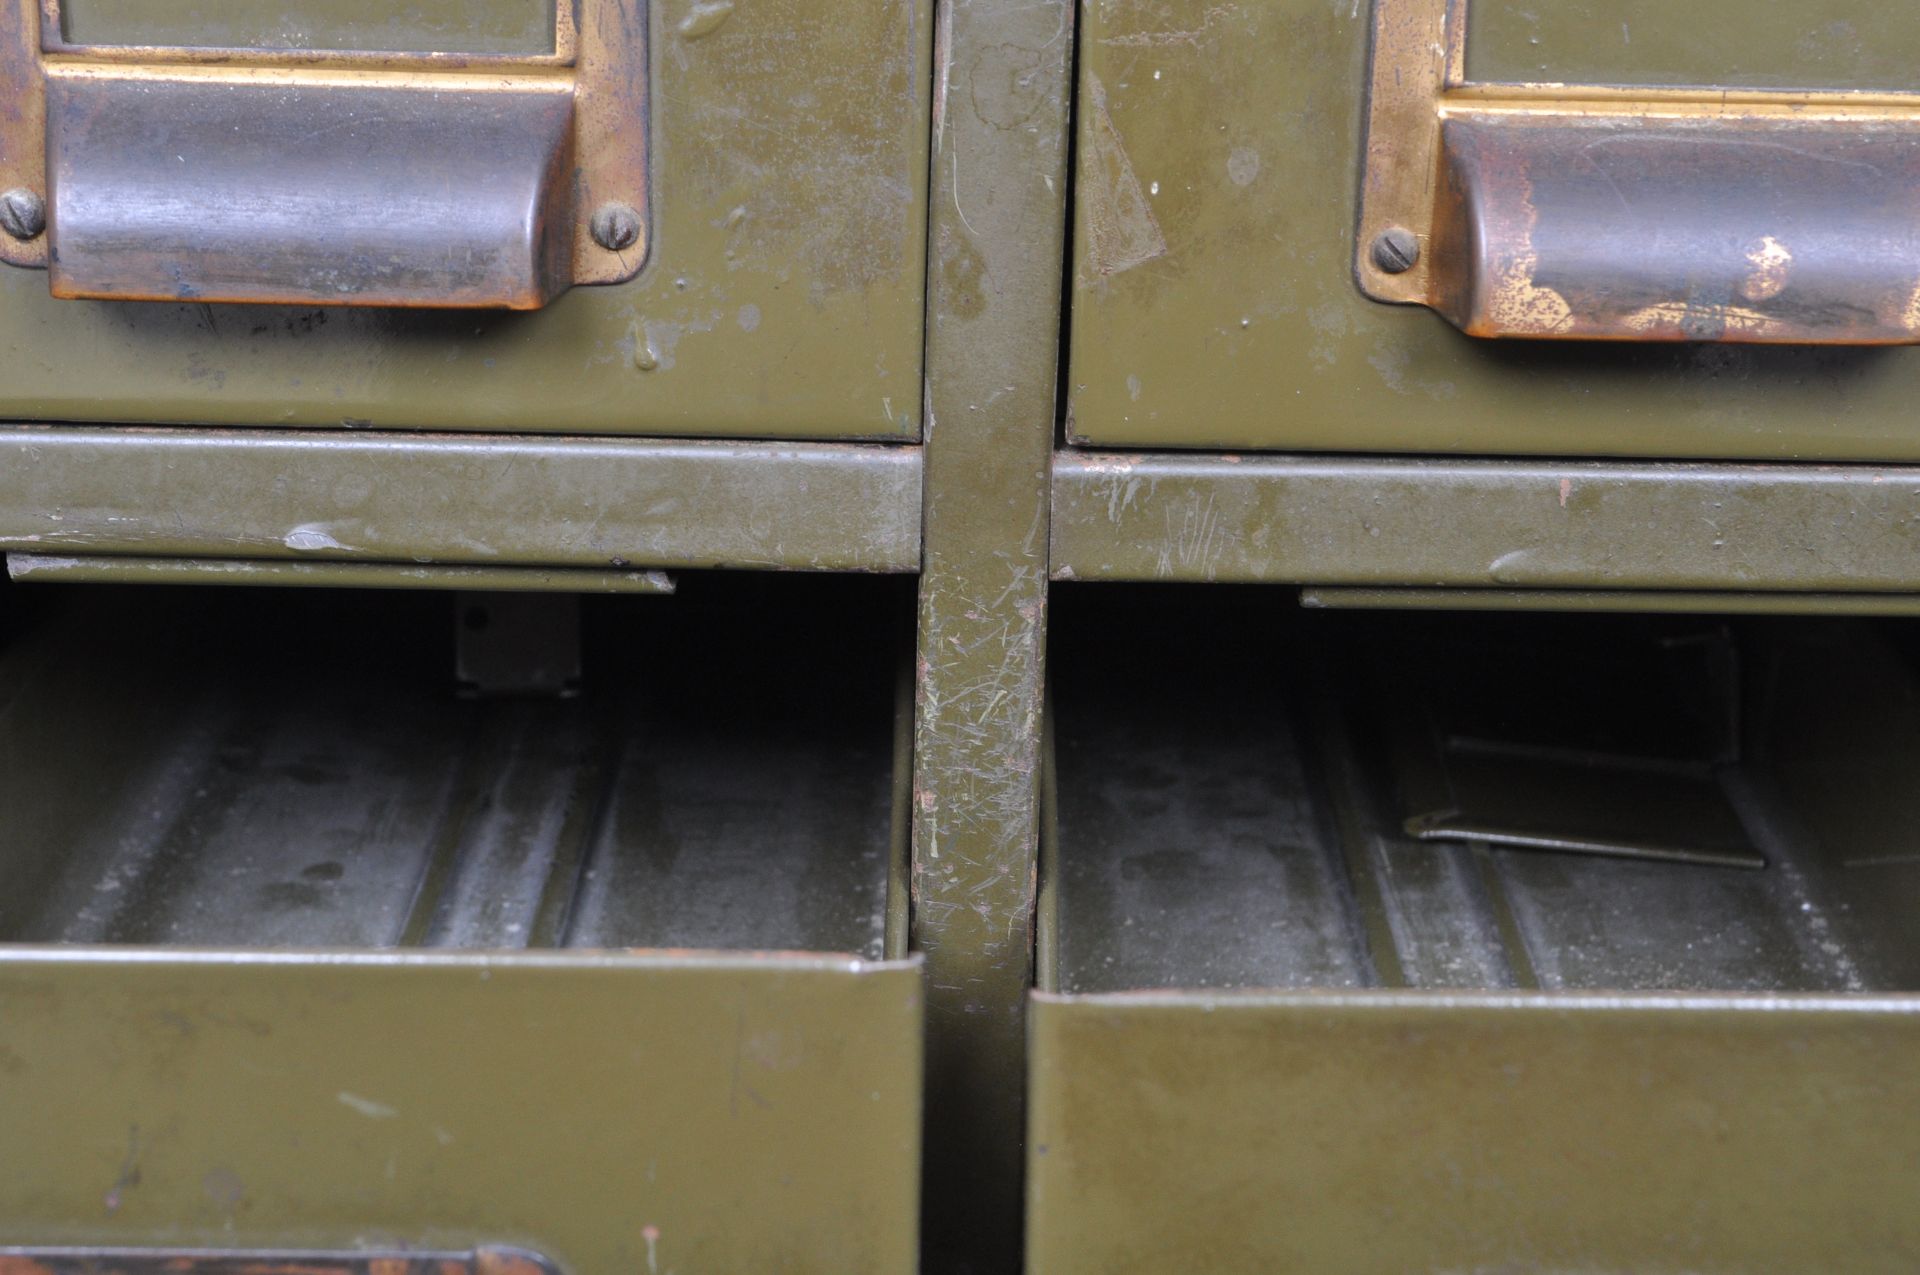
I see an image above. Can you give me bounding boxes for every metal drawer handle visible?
[0,0,649,310]
[1357,0,1920,344]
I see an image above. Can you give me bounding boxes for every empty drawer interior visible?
[0,573,910,955]
[1043,585,1920,994]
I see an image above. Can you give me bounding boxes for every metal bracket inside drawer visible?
[0,0,649,309]
[1356,0,1920,343]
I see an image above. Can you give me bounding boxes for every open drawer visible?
[1030,585,1920,1272]
[0,575,921,1272]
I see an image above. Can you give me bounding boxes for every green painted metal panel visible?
[1028,993,1920,1273]
[1469,0,1920,91]
[1066,0,1920,458]
[1050,452,1920,589]
[0,0,930,441]
[0,951,923,1272]
[60,0,556,54]
[0,428,924,573]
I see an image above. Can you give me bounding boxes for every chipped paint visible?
[1097,3,1237,49]
[283,524,346,552]
[337,1090,398,1119]
[1483,248,1575,337]
[1740,235,1793,303]
[1081,72,1168,278]
[676,0,734,40]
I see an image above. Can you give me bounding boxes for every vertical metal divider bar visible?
[912,0,1075,1268]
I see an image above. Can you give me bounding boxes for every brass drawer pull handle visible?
[1357,0,1920,344]
[0,0,649,310]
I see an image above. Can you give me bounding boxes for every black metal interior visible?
[0,573,910,956]
[1046,584,1920,994]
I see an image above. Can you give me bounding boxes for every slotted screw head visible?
[590,202,642,253]
[1371,226,1420,274]
[0,188,45,242]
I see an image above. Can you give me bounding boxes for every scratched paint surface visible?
[913,0,1073,1269]
[0,0,931,440]
[1069,0,1920,460]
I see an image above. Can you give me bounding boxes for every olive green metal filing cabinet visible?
[6,0,1920,1270]
[0,8,938,1268]
[1037,0,1920,1269]
[0,0,945,1263]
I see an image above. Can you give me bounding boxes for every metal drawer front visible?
[1029,995,1920,1273]
[6,0,647,310]
[1067,0,1920,458]
[0,578,922,1271]
[0,952,923,1273]
[1029,586,1920,1271]
[0,0,930,440]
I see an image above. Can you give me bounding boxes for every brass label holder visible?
[0,0,649,309]
[1357,0,1920,343]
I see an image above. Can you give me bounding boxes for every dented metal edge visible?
[0,428,924,573]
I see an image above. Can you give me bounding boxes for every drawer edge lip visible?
[1051,449,1920,590]
[0,426,925,574]
[1032,987,1920,1014]
[0,945,924,975]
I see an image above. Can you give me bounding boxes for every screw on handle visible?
[0,188,45,242]
[1370,226,1420,274]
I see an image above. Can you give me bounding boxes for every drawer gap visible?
[1048,584,1920,994]
[0,573,910,957]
